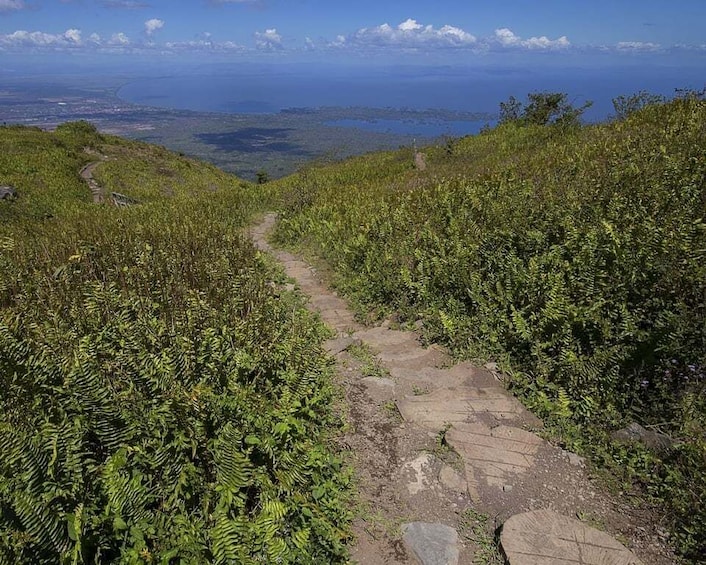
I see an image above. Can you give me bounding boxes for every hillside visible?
[272,96,706,562]
[1,95,705,564]
[0,123,351,563]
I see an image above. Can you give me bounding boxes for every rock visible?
[565,450,586,467]
[611,423,675,453]
[402,522,459,565]
[446,423,544,501]
[402,454,435,496]
[362,376,395,388]
[501,510,644,565]
[323,336,360,355]
[0,185,17,200]
[439,465,467,494]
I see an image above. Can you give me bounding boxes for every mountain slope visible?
[0,123,351,564]
[272,97,706,561]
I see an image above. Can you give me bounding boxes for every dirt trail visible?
[251,214,673,565]
[80,149,108,203]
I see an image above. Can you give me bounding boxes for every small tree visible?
[256,170,269,185]
[499,92,592,127]
[674,85,706,100]
[612,91,666,120]
[498,95,523,124]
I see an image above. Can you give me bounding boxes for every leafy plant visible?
[271,97,706,560]
[0,124,352,564]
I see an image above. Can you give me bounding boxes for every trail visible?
[80,149,107,204]
[251,213,672,565]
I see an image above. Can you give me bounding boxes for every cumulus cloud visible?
[493,28,570,50]
[345,19,476,50]
[109,32,130,45]
[0,0,24,12]
[254,28,282,50]
[144,18,164,36]
[64,28,82,43]
[0,28,84,49]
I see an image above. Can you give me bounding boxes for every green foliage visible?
[272,97,706,560]
[256,170,270,185]
[457,509,502,565]
[0,126,351,563]
[612,90,666,120]
[499,91,592,127]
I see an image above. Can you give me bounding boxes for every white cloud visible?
[101,0,149,8]
[398,18,423,32]
[304,36,315,50]
[616,41,661,51]
[164,39,245,52]
[254,28,282,50]
[494,28,570,50]
[64,29,82,44]
[345,19,476,50]
[0,28,85,49]
[109,32,130,45]
[0,0,24,12]
[144,18,164,36]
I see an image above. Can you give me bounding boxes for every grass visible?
[457,509,503,565]
[347,342,391,380]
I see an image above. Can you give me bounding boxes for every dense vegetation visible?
[0,123,351,563]
[273,96,706,561]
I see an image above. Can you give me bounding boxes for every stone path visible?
[250,214,666,565]
[79,160,105,204]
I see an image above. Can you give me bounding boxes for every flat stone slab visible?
[501,510,644,565]
[446,423,543,501]
[362,376,396,388]
[402,522,459,565]
[354,326,419,347]
[397,386,534,431]
[323,336,360,355]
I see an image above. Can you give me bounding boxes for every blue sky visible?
[1,0,705,67]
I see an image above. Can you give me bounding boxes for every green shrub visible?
[0,126,351,563]
[273,97,706,560]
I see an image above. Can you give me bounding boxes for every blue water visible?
[117,64,705,123]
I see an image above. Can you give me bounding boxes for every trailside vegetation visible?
[273,95,706,561]
[0,124,351,563]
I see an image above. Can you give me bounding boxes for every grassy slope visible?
[272,98,706,561]
[0,124,351,564]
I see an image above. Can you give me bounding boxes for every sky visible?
[0,0,705,68]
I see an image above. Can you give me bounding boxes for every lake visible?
[117,63,705,126]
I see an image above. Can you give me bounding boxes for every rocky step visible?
[501,510,644,565]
